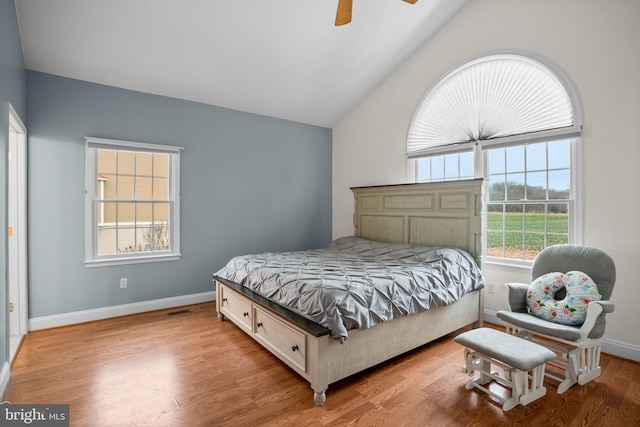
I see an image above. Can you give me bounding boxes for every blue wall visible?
[0,0,27,370]
[0,0,27,120]
[27,71,332,318]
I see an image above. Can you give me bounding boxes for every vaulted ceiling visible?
[15,0,468,128]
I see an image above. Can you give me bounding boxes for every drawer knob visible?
[257,322,263,327]
[243,312,249,317]
[291,345,299,352]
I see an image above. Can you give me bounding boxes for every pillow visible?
[526,271,601,326]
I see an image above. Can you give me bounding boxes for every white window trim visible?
[410,138,582,272]
[84,136,183,267]
[406,49,583,160]
[406,51,584,269]
[482,137,583,272]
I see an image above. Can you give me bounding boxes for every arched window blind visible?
[407,54,580,159]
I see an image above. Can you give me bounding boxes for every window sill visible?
[85,253,182,268]
[484,257,532,273]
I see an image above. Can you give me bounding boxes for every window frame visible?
[406,50,583,159]
[406,51,583,268]
[481,137,582,269]
[410,150,475,183]
[410,138,582,269]
[84,137,183,267]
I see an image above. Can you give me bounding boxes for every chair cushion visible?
[531,245,616,300]
[496,310,582,341]
[526,271,601,325]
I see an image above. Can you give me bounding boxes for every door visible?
[7,103,28,362]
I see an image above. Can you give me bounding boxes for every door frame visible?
[6,102,28,344]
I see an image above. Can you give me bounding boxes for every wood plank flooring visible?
[4,302,640,426]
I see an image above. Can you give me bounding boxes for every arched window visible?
[407,52,582,263]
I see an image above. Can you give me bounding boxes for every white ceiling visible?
[15,0,468,128]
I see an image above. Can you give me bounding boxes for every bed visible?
[213,179,486,404]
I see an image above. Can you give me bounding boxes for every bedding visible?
[214,236,485,341]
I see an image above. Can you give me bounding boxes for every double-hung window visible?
[85,137,182,266]
[485,140,574,261]
[407,53,582,264]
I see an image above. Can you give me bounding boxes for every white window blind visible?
[407,54,579,159]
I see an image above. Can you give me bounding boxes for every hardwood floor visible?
[4,302,639,426]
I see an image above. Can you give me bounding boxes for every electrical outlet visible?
[487,283,495,294]
[120,278,128,289]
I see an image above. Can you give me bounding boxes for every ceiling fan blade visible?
[403,0,419,4]
[335,0,353,26]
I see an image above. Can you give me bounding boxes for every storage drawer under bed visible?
[219,285,253,333]
[218,282,308,373]
[254,306,307,372]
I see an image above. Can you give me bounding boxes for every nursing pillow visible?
[526,271,601,326]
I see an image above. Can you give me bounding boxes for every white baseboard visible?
[603,338,640,363]
[29,291,216,331]
[483,309,640,363]
[483,309,500,325]
[0,362,10,399]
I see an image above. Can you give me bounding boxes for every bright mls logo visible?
[1,404,69,426]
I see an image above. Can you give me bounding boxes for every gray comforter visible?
[215,236,484,341]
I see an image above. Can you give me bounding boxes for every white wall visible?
[333,0,640,359]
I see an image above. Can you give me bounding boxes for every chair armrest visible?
[503,282,530,313]
[595,300,615,314]
[580,300,615,339]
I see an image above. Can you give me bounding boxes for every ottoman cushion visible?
[454,328,556,371]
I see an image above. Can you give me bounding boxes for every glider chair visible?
[496,245,616,394]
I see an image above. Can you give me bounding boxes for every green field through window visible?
[486,212,569,260]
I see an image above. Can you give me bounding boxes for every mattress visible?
[214,236,485,341]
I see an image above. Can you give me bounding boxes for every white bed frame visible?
[214,179,485,404]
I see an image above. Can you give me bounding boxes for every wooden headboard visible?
[351,179,485,268]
